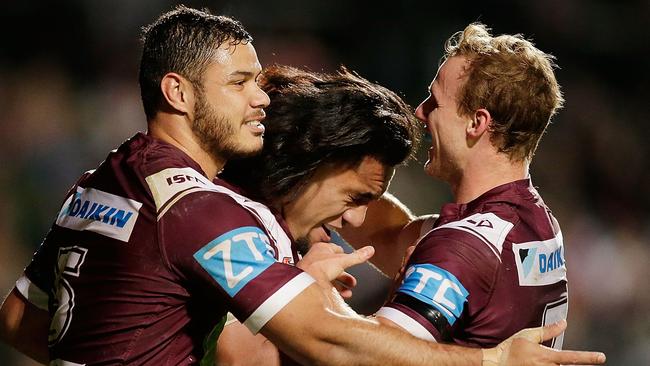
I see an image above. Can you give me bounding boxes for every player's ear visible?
[466,108,491,139]
[160,72,195,115]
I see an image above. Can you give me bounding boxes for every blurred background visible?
[0,0,648,364]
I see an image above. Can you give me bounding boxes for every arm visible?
[217,318,280,366]
[281,243,605,366]
[214,242,605,366]
[0,288,49,364]
[261,282,605,366]
[262,283,481,366]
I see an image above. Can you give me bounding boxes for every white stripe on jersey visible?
[243,272,315,334]
[376,306,437,342]
[16,275,49,311]
[427,212,514,261]
[50,359,86,366]
[146,167,295,262]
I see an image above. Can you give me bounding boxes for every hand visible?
[483,320,606,365]
[297,242,374,293]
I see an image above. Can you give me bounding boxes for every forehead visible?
[331,156,393,197]
[431,55,468,97]
[204,42,262,80]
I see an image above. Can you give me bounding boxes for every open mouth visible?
[321,224,332,238]
[245,120,265,134]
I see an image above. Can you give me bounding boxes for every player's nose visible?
[342,205,368,228]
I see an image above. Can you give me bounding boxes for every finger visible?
[338,246,375,270]
[510,326,545,344]
[308,241,331,252]
[549,349,606,365]
[335,272,357,290]
[338,288,353,298]
[541,319,567,342]
[329,243,345,254]
[332,281,353,298]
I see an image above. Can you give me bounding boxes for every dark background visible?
[1,0,648,364]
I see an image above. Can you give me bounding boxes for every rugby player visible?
[0,7,604,366]
[215,65,593,365]
[373,23,572,349]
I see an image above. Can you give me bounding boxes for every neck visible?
[147,115,226,179]
[280,201,307,242]
[451,155,529,204]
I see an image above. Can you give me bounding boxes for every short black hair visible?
[139,5,252,120]
[221,65,421,205]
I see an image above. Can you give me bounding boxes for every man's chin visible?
[226,141,263,159]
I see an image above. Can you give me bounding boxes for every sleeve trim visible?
[376,306,437,342]
[242,272,315,334]
[15,275,49,311]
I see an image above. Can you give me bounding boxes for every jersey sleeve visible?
[16,236,56,311]
[158,186,314,334]
[16,178,90,311]
[377,229,499,342]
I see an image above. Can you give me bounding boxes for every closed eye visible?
[349,193,375,206]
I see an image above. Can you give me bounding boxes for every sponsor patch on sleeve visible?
[193,227,275,297]
[513,233,567,286]
[55,187,142,242]
[397,263,469,325]
[145,167,211,213]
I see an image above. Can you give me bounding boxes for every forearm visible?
[262,284,480,366]
[321,315,480,366]
[217,319,280,366]
[0,288,49,364]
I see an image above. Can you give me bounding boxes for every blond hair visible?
[444,23,564,161]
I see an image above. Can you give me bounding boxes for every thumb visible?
[509,319,566,344]
[540,319,567,342]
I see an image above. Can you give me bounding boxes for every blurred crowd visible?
[1,0,648,364]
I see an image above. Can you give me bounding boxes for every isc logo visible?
[166,174,207,186]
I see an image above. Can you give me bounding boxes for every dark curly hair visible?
[220,65,421,205]
[139,5,252,120]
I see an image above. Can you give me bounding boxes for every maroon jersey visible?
[16,133,311,365]
[377,179,567,348]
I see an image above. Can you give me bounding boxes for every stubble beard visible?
[191,90,262,162]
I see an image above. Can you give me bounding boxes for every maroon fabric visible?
[23,133,304,365]
[386,179,568,348]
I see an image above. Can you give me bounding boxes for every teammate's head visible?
[221,65,420,240]
[140,5,269,160]
[139,5,252,120]
[416,23,563,179]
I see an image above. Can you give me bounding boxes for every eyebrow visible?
[352,192,379,204]
[228,71,256,78]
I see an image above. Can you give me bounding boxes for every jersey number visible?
[542,296,568,350]
[49,246,88,345]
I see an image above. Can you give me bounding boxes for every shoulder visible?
[159,176,262,234]
[418,211,517,262]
